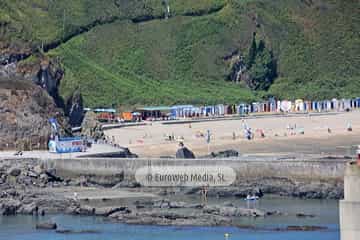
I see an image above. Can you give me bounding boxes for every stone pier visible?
[340,162,360,239]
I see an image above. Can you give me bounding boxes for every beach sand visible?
[104,111,360,158]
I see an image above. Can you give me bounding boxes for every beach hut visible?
[122,112,133,122]
[311,101,317,112]
[238,103,248,115]
[280,100,292,113]
[351,99,356,109]
[331,98,339,111]
[269,98,277,112]
[304,101,311,112]
[320,101,327,112]
[224,105,229,115]
[276,100,281,112]
[136,106,172,120]
[251,102,258,113]
[261,101,268,112]
[325,100,332,111]
[171,105,194,118]
[343,99,351,111]
[295,99,305,112]
[350,99,358,109]
[354,98,360,109]
[356,98,360,109]
[216,104,225,116]
[226,105,237,115]
[203,106,214,116]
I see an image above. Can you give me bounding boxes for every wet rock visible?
[111,210,232,227]
[44,170,63,182]
[17,202,38,215]
[186,203,204,209]
[95,207,129,216]
[169,201,187,209]
[55,229,100,234]
[7,168,21,177]
[153,199,170,209]
[33,165,44,175]
[27,170,39,178]
[36,222,57,230]
[111,179,140,189]
[133,199,155,208]
[285,225,327,231]
[39,173,48,182]
[0,199,21,215]
[296,212,315,218]
[266,210,283,216]
[108,208,132,218]
[65,206,78,215]
[77,205,95,215]
[184,187,201,195]
[253,187,264,198]
[203,205,266,217]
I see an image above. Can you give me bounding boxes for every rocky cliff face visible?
[0,79,67,150]
[66,90,84,127]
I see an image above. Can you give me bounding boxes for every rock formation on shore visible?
[0,78,68,150]
[0,157,339,231]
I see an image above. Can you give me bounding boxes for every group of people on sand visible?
[241,120,265,140]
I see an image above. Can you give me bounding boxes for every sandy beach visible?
[104,111,360,157]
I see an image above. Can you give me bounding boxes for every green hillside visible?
[1,0,359,107]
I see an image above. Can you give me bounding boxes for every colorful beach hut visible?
[295,99,305,112]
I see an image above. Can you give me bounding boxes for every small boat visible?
[244,195,259,201]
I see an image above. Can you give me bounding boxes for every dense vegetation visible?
[1,0,359,107]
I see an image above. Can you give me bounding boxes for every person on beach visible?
[347,122,352,131]
[201,185,209,205]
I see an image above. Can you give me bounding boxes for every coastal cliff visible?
[0,79,67,150]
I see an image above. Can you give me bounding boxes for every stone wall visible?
[43,157,346,183]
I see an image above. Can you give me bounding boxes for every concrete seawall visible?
[340,162,360,240]
[43,157,347,183]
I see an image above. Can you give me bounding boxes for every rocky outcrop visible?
[0,42,31,65]
[81,111,102,139]
[0,79,67,150]
[66,90,84,127]
[175,146,195,159]
[36,222,57,230]
[17,57,65,108]
[0,158,79,216]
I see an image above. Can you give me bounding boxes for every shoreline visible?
[0,156,344,230]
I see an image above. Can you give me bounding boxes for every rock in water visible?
[0,199,21,215]
[36,222,57,230]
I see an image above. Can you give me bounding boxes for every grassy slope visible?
[2,0,359,107]
[260,0,360,100]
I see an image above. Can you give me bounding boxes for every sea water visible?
[0,197,340,240]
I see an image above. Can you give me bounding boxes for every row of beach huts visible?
[85,98,360,122]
